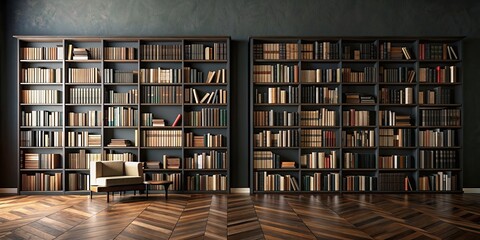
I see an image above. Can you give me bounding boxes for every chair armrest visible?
[90,161,104,185]
[124,162,143,176]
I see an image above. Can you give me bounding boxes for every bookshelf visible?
[250,37,463,193]
[16,36,230,194]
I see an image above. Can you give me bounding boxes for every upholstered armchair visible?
[90,161,143,187]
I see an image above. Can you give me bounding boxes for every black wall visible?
[2,0,480,189]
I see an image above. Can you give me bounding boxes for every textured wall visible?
[3,0,480,188]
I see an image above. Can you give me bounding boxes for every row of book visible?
[184,151,227,169]
[302,86,339,104]
[419,129,457,147]
[141,44,182,60]
[67,173,90,191]
[67,150,102,169]
[21,67,62,83]
[140,68,181,83]
[20,130,63,147]
[379,67,416,83]
[66,131,101,147]
[253,130,300,148]
[379,128,414,147]
[184,43,227,60]
[105,107,138,126]
[184,108,228,127]
[253,43,299,60]
[301,109,337,126]
[185,133,225,147]
[21,153,61,169]
[301,42,340,60]
[418,43,458,60]
[69,88,102,104]
[419,66,457,83]
[301,129,337,147]
[21,173,62,191]
[378,173,412,191]
[300,151,337,169]
[67,68,99,83]
[342,110,375,126]
[104,69,137,83]
[343,44,377,60]
[418,171,457,191]
[21,90,62,104]
[253,110,299,127]
[253,64,299,83]
[378,110,412,127]
[141,86,183,104]
[343,153,376,168]
[21,46,63,60]
[105,89,139,104]
[68,111,102,127]
[418,87,453,105]
[186,174,227,191]
[378,155,414,169]
[419,150,457,169]
[379,43,412,60]
[254,86,299,104]
[141,130,182,147]
[254,172,300,191]
[379,87,414,104]
[420,109,461,126]
[342,130,375,147]
[252,151,280,169]
[21,110,62,127]
[342,67,377,83]
[104,47,136,60]
[300,68,340,83]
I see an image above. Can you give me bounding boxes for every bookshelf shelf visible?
[250,36,463,193]
[16,36,231,194]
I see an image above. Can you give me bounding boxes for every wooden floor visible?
[0,193,479,239]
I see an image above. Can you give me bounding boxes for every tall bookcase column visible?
[299,38,342,192]
[182,38,230,192]
[64,38,103,193]
[417,38,463,192]
[139,38,184,192]
[18,37,65,193]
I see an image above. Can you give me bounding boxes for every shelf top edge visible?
[14,36,231,41]
[249,36,465,41]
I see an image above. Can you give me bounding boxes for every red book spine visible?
[172,114,182,127]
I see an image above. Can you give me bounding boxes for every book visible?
[172,114,182,127]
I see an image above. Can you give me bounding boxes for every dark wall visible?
[3,0,480,188]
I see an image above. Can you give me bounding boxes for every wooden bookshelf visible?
[250,37,463,193]
[16,36,230,194]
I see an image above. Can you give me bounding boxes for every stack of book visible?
[73,48,89,60]
[107,139,131,147]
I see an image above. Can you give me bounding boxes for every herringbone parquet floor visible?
[0,193,479,239]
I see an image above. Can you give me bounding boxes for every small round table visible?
[143,180,173,199]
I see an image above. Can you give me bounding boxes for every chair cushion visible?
[101,161,125,177]
[96,176,143,187]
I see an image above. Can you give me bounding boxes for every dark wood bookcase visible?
[16,36,230,194]
[249,37,463,193]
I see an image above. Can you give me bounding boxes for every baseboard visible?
[231,188,250,194]
[0,188,17,194]
[463,188,480,193]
